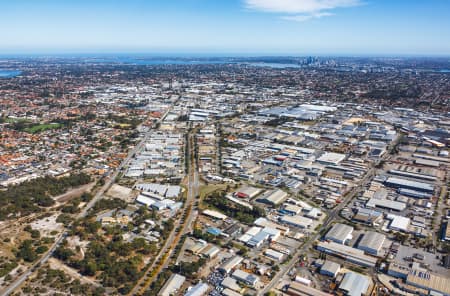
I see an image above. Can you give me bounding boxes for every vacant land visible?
[198,183,229,200]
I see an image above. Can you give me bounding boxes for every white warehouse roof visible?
[339,272,370,296]
[357,231,386,255]
[324,223,354,244]
[280,215,313,228]
[317,152,346,165]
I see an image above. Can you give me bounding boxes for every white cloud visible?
[244,0,362,21]
[282,12,334,22]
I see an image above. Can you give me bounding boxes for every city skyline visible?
[1,0,450,55]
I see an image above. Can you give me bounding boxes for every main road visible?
[258,168,376,295]
[258,138,398,295]
[130,128,199,296]
[0,106,174,296]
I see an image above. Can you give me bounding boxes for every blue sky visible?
[0,0,449,55]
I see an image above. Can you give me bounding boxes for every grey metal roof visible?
[358,231,385,252]
[339,272,370,296]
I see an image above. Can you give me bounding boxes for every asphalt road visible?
[258,141,397,295]
[131,129,199,296]
[258,169,374,295]
[0,107,173,296]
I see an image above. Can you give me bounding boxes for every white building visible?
[158,274,186,296]
[231,270,259,287]
[279,215,313,229]
[320,261,341,277]
[218,256,243,274]
[324,223,354,244]
[264,249,285,261]
[386,214,410,232]
[357,231,386,256]
[339,272,370,296]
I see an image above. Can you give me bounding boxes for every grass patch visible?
[199,184,229,200]
[24,123,63,133]
[5,117,31,124]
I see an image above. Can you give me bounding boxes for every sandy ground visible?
[30,214,63,236]
[106,184,134,202]
[56,182,95,203]
[48,258,100,287]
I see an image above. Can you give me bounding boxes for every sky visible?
[0,0,449,56]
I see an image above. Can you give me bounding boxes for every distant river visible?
[85,57,233,65]
[247,62,302,68]
[0,70,21,78]
[83,57,302,68]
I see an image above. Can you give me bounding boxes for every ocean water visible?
[0,70,21,78]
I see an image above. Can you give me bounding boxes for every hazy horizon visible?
[0,52,449,58]
[1,0,449,56]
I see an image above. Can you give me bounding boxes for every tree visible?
[36,245,49,254]
[17,240,37,262]
[83,260,98,276]
[54,246,75,261]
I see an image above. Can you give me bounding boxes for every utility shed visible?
[339,272,370,296]
[357,231,386,256]
[324,223,354,244]
[158,274,186,296]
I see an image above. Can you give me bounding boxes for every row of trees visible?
[169,258,206,278]
[144,269,172,296]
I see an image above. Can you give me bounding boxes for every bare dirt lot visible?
[56,182,95,203]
